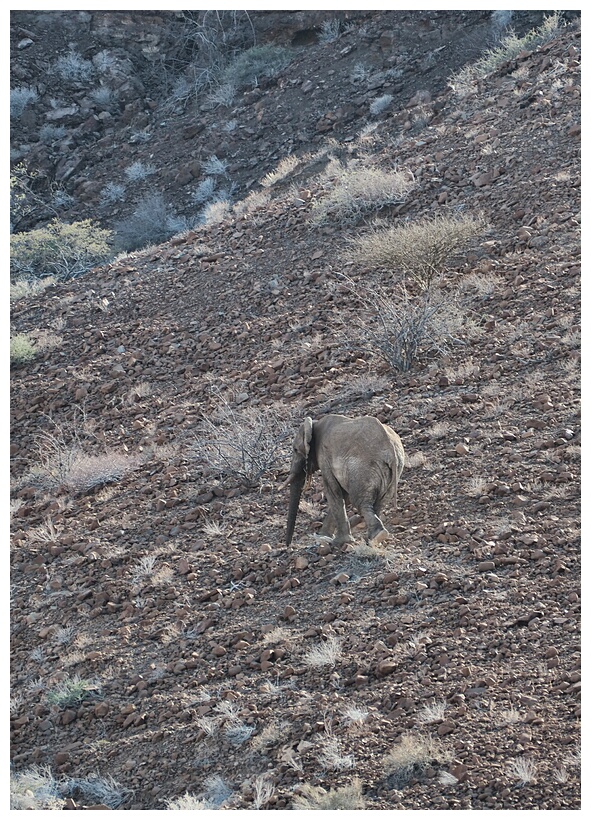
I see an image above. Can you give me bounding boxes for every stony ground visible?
[10,13,580,811]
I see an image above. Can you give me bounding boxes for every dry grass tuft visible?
[291,777,365,810]
[384,732,452,788]
[302,637,342,668]
[311,161,414,225]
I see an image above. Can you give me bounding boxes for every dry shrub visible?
[292,778,365,810]
[312,161,414,225]
[19,419,141,494]
[350,213,489,289]
[192,397,292,487]
[384,732,452,789]
[343,278,469,372]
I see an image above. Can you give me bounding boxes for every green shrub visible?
[221,45,293,88]
[10,219,112,281]
[45,675,100,709]
[10,333,37,365]
[349,213,489,289]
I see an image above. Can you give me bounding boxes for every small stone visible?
[332,572,349,585]
[478,561,496,572]
[294,556,308,570]
[377,659,397,677]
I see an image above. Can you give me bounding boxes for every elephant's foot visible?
[332,533,355,547]
[369,528,390,546]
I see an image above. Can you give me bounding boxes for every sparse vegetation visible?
[45,675,100,709]
[20,422,141,494]
[53,49,95,83]
[10,766,65,810]
[370,93,393,116]
[507,757,538,785]
[292,778,365,810]
[312,161,414,224]
[192,398,292,487]
[124,160,157,182]
[349,213,489,289]
[318,19,341,43]
[451,12,565,95]
[302,637,342,668]
[10,333,37,365]
[202,155,229,177]
[383,732,452,789]
[114,193,187,251]
[221,44,293,88]
[10,219,113,281]
[261,155,300,187]
[10,85,38,119]
[100,181,126,205]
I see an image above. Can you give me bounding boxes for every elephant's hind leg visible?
[322,475,353,546]
[359,503,389,545]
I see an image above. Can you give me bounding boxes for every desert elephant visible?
[280,414,405,547]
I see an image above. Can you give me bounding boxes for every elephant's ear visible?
[303,417,313,455]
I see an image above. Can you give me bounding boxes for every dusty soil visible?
[10,11,580,811]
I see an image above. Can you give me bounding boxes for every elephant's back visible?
[320,415,404,471]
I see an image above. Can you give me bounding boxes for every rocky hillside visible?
[10,11,580,811]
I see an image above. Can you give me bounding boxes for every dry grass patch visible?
[302,637,342,668]
[384,732,453,788]
[292,778,365,810]
[311,160,414,225]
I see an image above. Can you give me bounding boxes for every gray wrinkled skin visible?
[282,414,405,547]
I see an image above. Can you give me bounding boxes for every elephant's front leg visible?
[319,509,336,538]
[322,475,353,546]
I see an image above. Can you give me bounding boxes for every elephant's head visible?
[280,417,315,546]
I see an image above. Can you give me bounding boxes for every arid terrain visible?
[10,10,580,810]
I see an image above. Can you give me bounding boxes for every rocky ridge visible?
[10,11,580,812]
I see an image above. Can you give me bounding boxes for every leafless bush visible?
[192,398,292,487]
[18,415,140,494]
[349,213,489,289]
[342,277,468,372]
[312,161,414,225]
[114,193,187,252]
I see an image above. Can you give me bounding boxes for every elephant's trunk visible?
[285,470,306,546]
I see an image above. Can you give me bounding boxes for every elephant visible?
[280,414,405,547]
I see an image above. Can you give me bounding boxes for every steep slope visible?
[10,17,580,811]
